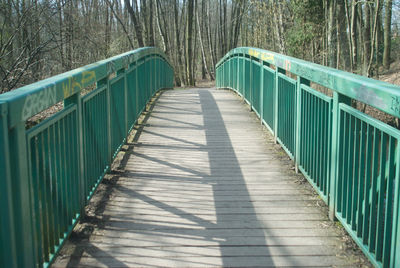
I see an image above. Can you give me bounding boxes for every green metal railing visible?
[216,47,400,268]
[0,47,174,268]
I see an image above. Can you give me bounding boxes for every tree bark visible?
[383,0,392,69]
[327,0,337,68]
[362,2,371,75]
[196,3,214,80]
[124,0,144,47]
[367,0,381,76]
[186,0,194,85]
[350,0,358,70]
[174,0,184,86]
[337,0,350,70]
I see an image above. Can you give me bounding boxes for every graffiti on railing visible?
[62,71,96,99]
[22,84,56,120]
[391,96,400,115]
[261,52,274,62]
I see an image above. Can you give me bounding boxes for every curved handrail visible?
[0,47,174,268]
[216,47,400,268]
[217,47,400,118]
[0,47,172,127]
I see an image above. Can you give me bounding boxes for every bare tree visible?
[383,0,393,69]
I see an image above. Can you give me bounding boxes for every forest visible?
[1,0,399,93]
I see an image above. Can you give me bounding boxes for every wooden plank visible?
[60,245,348,258]
[53,88,368,267]
[53,255,360,268]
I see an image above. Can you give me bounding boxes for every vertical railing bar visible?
[369,128,379,252]
[342,111,350,218]
[390,138,400,267]
[351,119,360,231]
[357,121,366,237]
[363,124,372,244]
[299,88,304,172]
[375,132,388,261]
[260,60,264,125]
[311,94,316,181]
[327,99,333,198]
[317,98,321,188]
[38,132,50,262]
[382,136,395,267]
[63,117,72,226]
[337,109,344,213]
[72,112,80,215]
[317,96,321,186]
[305,91,310,175]
[321,100,327,195]
[32,135,44,265]
[56,119,65,240]
[46,126,56,254]
[346,115,355,224]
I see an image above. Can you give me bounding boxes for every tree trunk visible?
[367,0,381,76]
[327,0,337,68]
[155,0,168,53]
[197,2,213,80]
[350,0,358,70]
[174,0,184,86]
[383,0,392,69]
[362,2,371,75]
[375,7,384,65]
[186,0,194,85]
[148,0,155,46]
[337,0,351,70]
[124,0,144,47]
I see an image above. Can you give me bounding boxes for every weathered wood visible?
[53,88,368,267]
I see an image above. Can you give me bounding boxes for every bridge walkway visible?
[53,88,368,267]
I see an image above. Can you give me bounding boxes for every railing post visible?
[260,59,264,125]
[119,68,128,137]
[391,148,400,267]
[295,77,310,173]
[134,61,139,119]
[249,57,253,111]
[221,62,223,88]
[6,120,36,266]
[274,67,285,143]
[329,91,351,220]
[0,102,18,267]
[228,56,231,89]
[64,92,85,209]
[102,77,112,165]
[237,55,240,91]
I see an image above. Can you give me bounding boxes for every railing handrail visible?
[216,47,400,118]
[0,47,174,268]
[0,47,172,128]
[216,47,400,268]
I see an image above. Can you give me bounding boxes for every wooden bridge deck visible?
[54,88,368,267]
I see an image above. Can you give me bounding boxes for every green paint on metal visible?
[0,47,173,268]
[216,46,400,268]
[216,47,400,118]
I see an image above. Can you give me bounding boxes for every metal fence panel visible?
[215,46,400,268]
[0,48,173,268]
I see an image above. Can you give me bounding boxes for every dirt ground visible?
[379,61,400,86]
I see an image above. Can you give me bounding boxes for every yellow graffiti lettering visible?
[72,79,82,92]
[81,71,96,86]
[261,53,274,62]
[62,71,96,99]
[63,79,72,99]
[248,49,261,58]
[63,77,82,98]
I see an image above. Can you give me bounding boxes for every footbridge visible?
[0,47,399,267]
